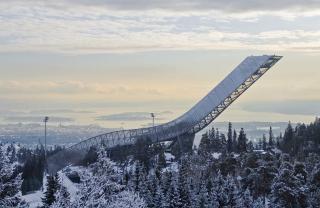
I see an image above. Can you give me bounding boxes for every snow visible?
[22,167,80,207]
[59,171,79,202]
[271,148,282,154]
[21,173,47,208]
[22,191,43,208]
[163,161,179,173]
[253,150,267,154]
[212,152,221,159]
[233,153,240,158]
[165,153,175,161]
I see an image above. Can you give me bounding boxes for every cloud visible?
[241,100,320,116]
[0,80,162,96]
[1,1,320,53]
[96,111,173,121]
[61,0,320,13]
[3,116,74,123]
[29,109,95,114]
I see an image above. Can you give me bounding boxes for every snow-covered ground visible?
[163,161,179,173]
[59,171,79,202]
[22,190,43,208]
[21,175,47,208]
[21,168,80,207]
[164,152,175,162]
[212,152,222,159]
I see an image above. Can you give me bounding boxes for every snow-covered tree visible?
[197,181,209,208]
[72,148,146,207]
[212,172,227,207]
[226,122,233,153]
[51,185,70,208]
[0,146,24,208]
[308,163,320,207]
[167,176,180,208]
[106,191,146,208]
[199,133,211,155]
[154,184,165,208]
[269,126,274,147]
[235,188,253,208]
[238,128,247,152]
[177,158,191,208]
[232,129,238,152]
[262,134,267,150]
[42,174,59,207]
[271,165,308,207]
[252,197,265,208]
[223,175,239,207]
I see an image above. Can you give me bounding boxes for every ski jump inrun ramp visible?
[48,55,282,173]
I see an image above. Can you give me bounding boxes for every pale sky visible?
[0,0,319,128]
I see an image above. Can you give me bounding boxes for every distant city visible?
[0,121,294,147]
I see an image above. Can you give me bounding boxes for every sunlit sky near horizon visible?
[1,0,320,128]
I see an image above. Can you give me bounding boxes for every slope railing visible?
[47,55,282,173]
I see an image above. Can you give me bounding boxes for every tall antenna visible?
[44,116,49,165]
[150,113,155,127]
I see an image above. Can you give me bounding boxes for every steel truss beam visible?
[190,56,282,134]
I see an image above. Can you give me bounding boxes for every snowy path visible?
[21,176,46,208]
[59,171,79,202]
[21,170,79,207]
[22,190,43,208]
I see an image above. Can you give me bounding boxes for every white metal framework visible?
[48,55,282,173]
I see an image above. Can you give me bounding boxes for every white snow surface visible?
[22,190,43,208]
[21,167,80,207]
[164,152,175,161]
[212,152,222,159]
[59,171,79,202]
[22,175,47,208]
[163,161,179,173]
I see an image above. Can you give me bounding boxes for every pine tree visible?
[138,166,153,206]
[168,177,180,208]
[271,163,308,207]
[212,172,226,207]
[161,171,172,195]
[158,149,167,169]
[155,151,166,180]
[269,126,274,147]
[252,197,265,208]
[227,122,233,153]
[154,185,165,208]
[210,128,222,152]
[247,141,254,152]
[199,133,211,154]
[262,134,267,150]
[235,188,253,208]
[282,121,294,153]
[232,129,238,152]
[0,147,24,207]
[276,134,281,148]
[223,175,238,207]
[308,163,320,207]
[177,159,191,208]
[238,128,247,152]
[197,181,209,208]
[42,174,59,207]
[51,185,70,208]
[73,148,128,207]
[132,161,141,192]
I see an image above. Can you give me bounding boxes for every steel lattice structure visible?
[48,55,282,173]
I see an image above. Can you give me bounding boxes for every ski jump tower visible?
[48,55,282,173]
